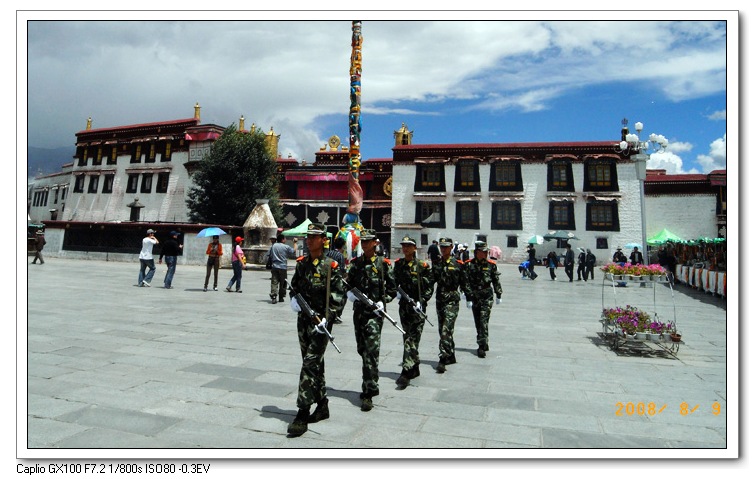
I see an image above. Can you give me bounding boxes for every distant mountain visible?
[27,146,75,179]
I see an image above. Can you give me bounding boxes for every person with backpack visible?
[584,249,596,281]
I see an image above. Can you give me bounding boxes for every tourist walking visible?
[546,251,559,280]
[433,237,469,373]
[268,233,298,303]
[203,235,223,291]
[345,229,397,412]
[526,244,537,280]
[225,236,245,293]
[393,235,434,390]
[464,241,502,358]
[286,222,346,438]
[577,248,586,281]
[158,231,182,289]
[137,228,159,287]
[564,243,575,282]
[584,249,596,281]
[31,230,46,265]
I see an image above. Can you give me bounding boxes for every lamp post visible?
[615,119,668,265]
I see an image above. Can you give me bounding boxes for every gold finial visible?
[239,115,245,131]
[86,117,92,130]
[251,123,256,133]
[394,122,413,146]
[194,102,201,121]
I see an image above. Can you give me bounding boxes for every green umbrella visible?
[646,228,683,245]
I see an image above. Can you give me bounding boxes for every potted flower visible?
[646,263,667,281]
[603,305,651,339]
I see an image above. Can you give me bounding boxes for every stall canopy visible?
[281,219,313,237]
[647,228,683,245]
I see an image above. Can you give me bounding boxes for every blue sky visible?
[22,13,733,174]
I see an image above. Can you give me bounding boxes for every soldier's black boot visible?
[360,396,373,412]
[308,398,329,423]
[408,364,420,379]
[477,347,486,358]
[396,373,410,390]
[287,408,310,437]
[435,359,447,374]
[448,353,457,364]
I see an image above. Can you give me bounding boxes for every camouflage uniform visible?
[289,247,346,412]
[393,239,434,382]
[346,234,397,402]
[465,241,502,356]
[432,237,470,368]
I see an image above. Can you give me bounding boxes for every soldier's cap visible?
[474,241,489,252]
[400,235,416,246]
[170,231,179,236]
[439,237,453,247]
[306,222,327,236]
[360,229,377,241]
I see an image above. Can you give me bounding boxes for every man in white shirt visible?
[138,228,159,287]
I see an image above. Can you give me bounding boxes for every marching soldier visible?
[433,237,470,373]
[286,222,346,437]
[393,235,434,389]
[345,229,397,411]
[464,241,502,358]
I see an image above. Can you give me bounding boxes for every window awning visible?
[589,195,621,202]
[548,196,576,202]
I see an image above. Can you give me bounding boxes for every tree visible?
[186,124,282,226]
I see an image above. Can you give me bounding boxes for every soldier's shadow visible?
[326,387,364,407]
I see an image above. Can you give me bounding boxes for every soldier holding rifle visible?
[345,229,397,412]
[393,235,435,390]
[286,222,346,438]
[433,237,470,374]
[464,241,503,359]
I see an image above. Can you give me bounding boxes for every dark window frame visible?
[491,201,523,230]
[414,164,445,192]
[131,144,143,163]
[453,160,481,192]
[156,172,170,193]
[126,174,139,193]
[586,201,620,231]
[489,161,523,191]
[102,174,115,194]
[415,201,446,228]
[547,160,575,192]
[140,173,153,193]
[548,201,576,230]
[455,201,480,230]
[87,175,99,193]
[73,175,85,193]
[584,159,619,191]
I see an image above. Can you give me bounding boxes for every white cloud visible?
[707,110,726,121]
[695,135,726,172]
[648,151,689,175]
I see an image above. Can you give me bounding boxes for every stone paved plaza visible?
[21,257,735,459]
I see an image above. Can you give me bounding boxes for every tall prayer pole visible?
[347,20,364,216]
[340,21,365,261]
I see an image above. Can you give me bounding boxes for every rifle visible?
[347,287,406,335]
[397,285,434,327]
[285,281,342,353]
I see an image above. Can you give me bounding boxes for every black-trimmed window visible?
[584,159,618,191]
[454,160,480,192]
[87,175,99,193]
[548,201,575,230]
[145,143,156,163]
[547,160,574,192]
[141,173,153,193]
[414,164,445,192]
[507,236,518,248]
[102,174,114,194]
[77,147,88,167]
[596,237,609,249]
[73,175,85,193]
[160,141,173,162]
[455,201,479,229]
[586,201,620,231]
[415,201,445,228]
[126,174,139,193]
[131,144,142,163]
[107,146,118,165]
[156,172,170,193]
[491,201,522,230]
[489,161,523,191]
[93,147,103,166]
